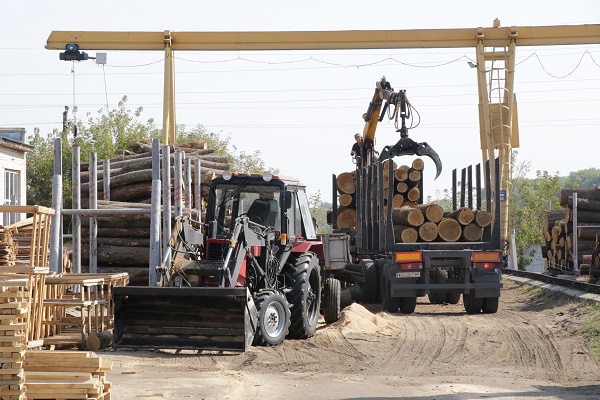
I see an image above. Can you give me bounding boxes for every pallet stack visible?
[0,228,17,267]
[24,350,112,399]
[0,277,30,400]
[544,187,600,273]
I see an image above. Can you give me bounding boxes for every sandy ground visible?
[99,279,600,400]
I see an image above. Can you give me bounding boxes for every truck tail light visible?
[399,263,422,271]
[394,251,422,263]
[472,252,500,262]
[473,262,496,270]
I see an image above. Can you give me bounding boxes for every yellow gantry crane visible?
[46,21,600,244]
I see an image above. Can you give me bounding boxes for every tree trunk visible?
[394,165,409,182]
[96,237,151,247]
[416,204,443,223]
[393,226,418,243]
[571,210,600,223]
[82,227,151,238]
[396,182,408,193]
[339,193,354,207]
[474,210,492,228]
[408,169,421,183]
[411,158,424,171]
[391,194,404,208]
[560,188,600,207]
[438,218,462,242]
[418,221,438,242]
[392,207,424,227]
[336,172,355,194]
[444,207,475,226]
[406,187,420,202]
[461,223,483,241]
[85,331,113,351]
[82,245,149,266]
[567,196,600,212]
[337,208,356,229]
[578,226,600,240]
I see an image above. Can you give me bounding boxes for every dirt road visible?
[102,279,600,399]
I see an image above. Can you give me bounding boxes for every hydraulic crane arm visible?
[360,77,442,178]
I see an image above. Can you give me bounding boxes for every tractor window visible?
[287,191,303,239]
[297,191,317,240]
[214,184,281,236]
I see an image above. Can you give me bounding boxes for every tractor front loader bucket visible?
[113,286,257,353]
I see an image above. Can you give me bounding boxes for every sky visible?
[1,1,599,204]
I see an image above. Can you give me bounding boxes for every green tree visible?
[562,168,600,189]
[308,190,332,234]
[508,156,561,268]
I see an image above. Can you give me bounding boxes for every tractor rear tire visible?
[482,297,499,314]
[428,267,448,304]
[323,277,341,324]
[380,264,399,313]
[284,252,321,339]
[360,259,377,303]
[463,292,483,314]
[399,297,417,314]
[253,289,291,346]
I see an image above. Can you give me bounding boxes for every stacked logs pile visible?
[392,205,492,243]
[0,227,17,266]
[77,140,226,282]
[336,158,425,229]
[544,188,600,272]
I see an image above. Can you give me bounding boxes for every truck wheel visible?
[482,297,499,314]
[284,252,321,339]
[323,277,341,324]
[399,297,417,314]
[374,259,386,303]
[463,292,482,314]
[380,264,399,313]
[360,259,377,303]
[253,289,291,346]
[446,291,461,304]
[428,267,448,304]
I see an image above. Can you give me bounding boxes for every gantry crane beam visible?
[46,24,600,51]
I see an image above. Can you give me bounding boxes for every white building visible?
[0,128,34,225]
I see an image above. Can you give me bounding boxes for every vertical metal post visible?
[103,159,110,201]
[72,144,81,273]
[174,151,183,217]
[49,138,62,274]
[194,159,202,213]
[467,165,473,209]
[573,192,578,273]
[452,168,457,211]
[89,152,98,273]
[161,145,172,271]
[184,157,192,209]
[149,139,162,286]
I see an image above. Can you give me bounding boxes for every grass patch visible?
[581,303,600,357]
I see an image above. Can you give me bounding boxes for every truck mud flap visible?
[113,286,256,353]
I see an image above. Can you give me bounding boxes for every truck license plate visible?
[396,271,420,278]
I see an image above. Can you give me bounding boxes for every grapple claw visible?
[379,137,443,179]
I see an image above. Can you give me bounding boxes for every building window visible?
[3,170,19,224]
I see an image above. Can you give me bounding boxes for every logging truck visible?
[324,77,503,316]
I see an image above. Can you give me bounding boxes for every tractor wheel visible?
[323,277,341,324]
[253,289,291,346]
[374,259,386,303]
[380,264,399,313]
[463,292,483,314]
[360,259,377,303]
[446,291,461,304]
[284,252,321,339]
[399,297,417,314]
[428,267,448,304]
[482,297,500,314]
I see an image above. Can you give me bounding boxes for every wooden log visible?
[567,196,600,212]
[396,181,408,193]
[408,169,421,183]
[560,188,600,207]
[461,223,483,241]
[85,331,113,351]
[403,201,418,208]
[82,245,149,266]
[96,237,151,247]
[411,158,424,171]
[339,193,354,207]
[578,226,600,240]
[393,226,418,243]
[444,207,474,226]
[438,218,462,242]
[337,208,356,229]
[571,210,600,224]
[394,165,409,182]
[391,194,404,208]
[82,227,150,238]
[382,160,397,180]
[336,172,355,194]
[392,207,424,227]
[418,221,438,242]
[416,204,443,223]
[406,187,420,202]
[474,210,492,228]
